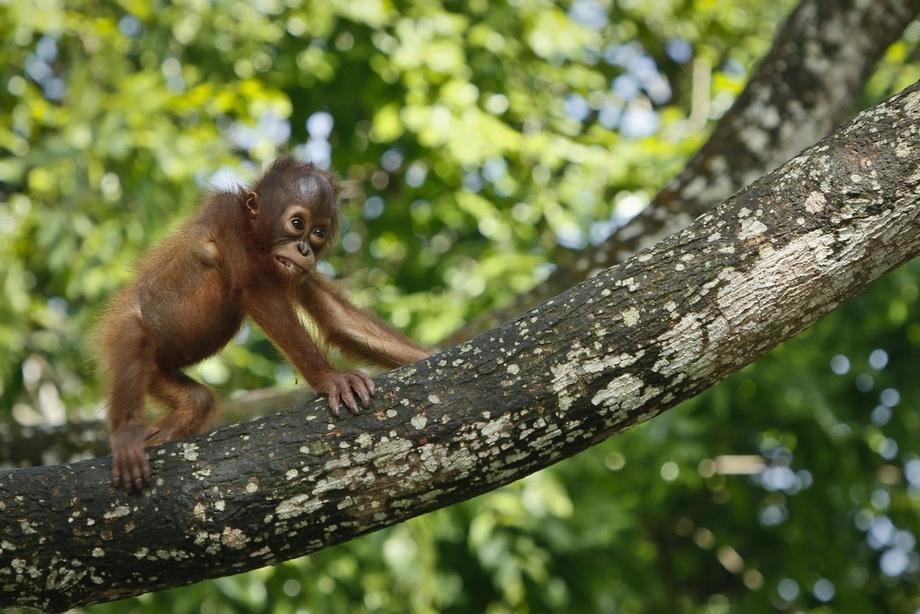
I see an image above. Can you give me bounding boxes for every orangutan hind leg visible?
[147,369,218,444]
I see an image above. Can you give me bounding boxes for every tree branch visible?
[448,0,920,341]
[2,0,913,466]
[3,79,920,613]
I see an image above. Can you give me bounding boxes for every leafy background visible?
[2,0,920,611]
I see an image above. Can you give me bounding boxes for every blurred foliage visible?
[2,0,920,612]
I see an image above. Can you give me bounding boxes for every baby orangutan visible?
[99,157,431,492]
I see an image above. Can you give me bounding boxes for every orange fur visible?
[99,157,430,492]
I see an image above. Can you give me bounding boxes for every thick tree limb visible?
[448,0,920,341]
[2,79,920,613]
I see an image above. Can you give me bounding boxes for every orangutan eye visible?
[313,228,327,240]
[291,218,305,231]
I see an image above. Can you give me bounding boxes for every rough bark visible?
[2,79,920,613]
[448,0,920,341]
